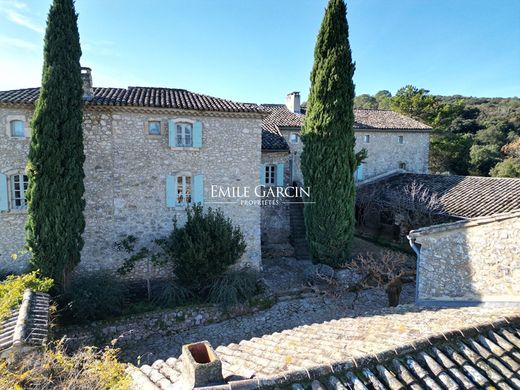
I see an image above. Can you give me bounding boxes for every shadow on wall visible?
[408,210,520,307]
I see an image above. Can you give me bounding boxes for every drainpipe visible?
[407,235,420,305]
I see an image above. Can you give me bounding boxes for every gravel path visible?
[121,282,415,365]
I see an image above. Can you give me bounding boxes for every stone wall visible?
[354,131,429,180]
[0,105,263,275]
[260,152,291,249]
[410,211,520,304]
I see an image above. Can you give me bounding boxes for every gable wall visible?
[0,106,262,276]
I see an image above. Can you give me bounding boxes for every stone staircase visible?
[289,198,311,261]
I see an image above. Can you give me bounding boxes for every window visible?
[10,120,25,138]
[264,165,276,185]
[363,134,370,143]
[148,121,161,135]
[399,162,407,170]
[176,176,192,205]
[289,133,299,144]
[11,174,28,209]
[398,135,404,144]
[176,123,193,147]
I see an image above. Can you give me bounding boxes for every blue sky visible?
[0,0,519,103]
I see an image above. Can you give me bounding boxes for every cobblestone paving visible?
[121,283,416,365]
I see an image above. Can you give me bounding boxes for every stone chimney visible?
[181,341,224,389]
[81,67,93,101]
[285,91,300,113]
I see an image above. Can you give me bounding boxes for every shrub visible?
[159,205,246,290]
[0,271,53,322]
[61,271,130,323]
[151,280,195,308]
[0,341,131,389]
[207,269,261,307]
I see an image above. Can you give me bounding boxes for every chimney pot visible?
[285,91,300,113]
[181,341,224,389]
[81,66,93,101]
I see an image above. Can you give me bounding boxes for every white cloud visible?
[0,55,42,90]
[4,9,44,34]
[0,1,44,34]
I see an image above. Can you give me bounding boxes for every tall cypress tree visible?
[26,0,85,290]
[300,0,356,266]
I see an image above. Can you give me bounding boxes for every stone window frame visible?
[6,115,31,139]
[169,118,200,151]
[144,118,165,139]
[363,134,370,144]
[2,168,28,213]
[289,132,299,144]
[172,170,194,209]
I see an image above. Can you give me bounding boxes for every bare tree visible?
[347,250,414,306]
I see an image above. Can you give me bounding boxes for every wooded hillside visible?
[354,87,520,178]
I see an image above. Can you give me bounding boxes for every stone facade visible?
[0,105,263,275]
[409,210,520,304]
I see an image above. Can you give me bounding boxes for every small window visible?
[398,135,404,144]
[176,176,192,205]
[10,120,25,138]
[11,174,28,209]
[363,134,370,143]
[265,165,276,185]
[289,133,299,144]
[399,162,407,170]
[148,121,161,135]
[176,123,193,147]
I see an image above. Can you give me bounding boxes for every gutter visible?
[407,235,420,305]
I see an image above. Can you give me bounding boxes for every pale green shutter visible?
[193,121,202,148]
[0,173,7,211]
[276,163,284,186]
[259,164,265,185]
[168,120,177,147]
[193,175,204,204]
[166,175,176,207]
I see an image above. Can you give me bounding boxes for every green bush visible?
[0,271,53,322]
[151,280,195,308]
[159,205,246,291]
[0,341,130,389]
[207,269,261,307]
[61,271,129,323]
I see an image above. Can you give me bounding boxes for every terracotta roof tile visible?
[357,173,520,218]
[260,105,431,151]
[0,87,263,114]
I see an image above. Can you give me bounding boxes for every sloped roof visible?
[127,305,520,389]
[0,87,263,114]
[0,290,49,355]
[260,105,431,151]
[357,173,520,218]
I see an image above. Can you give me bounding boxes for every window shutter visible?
[276,163,284,186]
[168,120,177,147]
[356,164,364,182]
[166,175,176,207]
[259,164,266,185]
[193,121,202,148]
[0,173,8,211]
[193,175,204,204]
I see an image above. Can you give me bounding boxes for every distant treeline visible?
[354,86,520,178]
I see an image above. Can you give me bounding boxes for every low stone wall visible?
[58,302,263,351]
[409,210,520,305]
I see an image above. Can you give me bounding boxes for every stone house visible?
[0,69,265,275]
[259,92,432,249]
[0,73,431,275]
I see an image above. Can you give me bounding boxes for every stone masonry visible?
[0,105,263,275]
[409,210,520,304]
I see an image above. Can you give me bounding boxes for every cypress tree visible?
[300,0,356,266]
[26,0,85,290]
